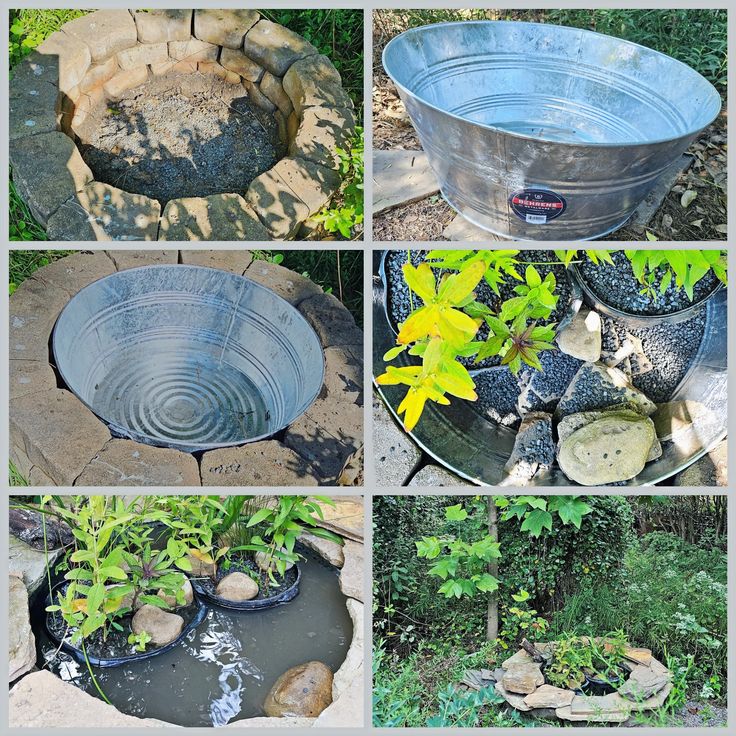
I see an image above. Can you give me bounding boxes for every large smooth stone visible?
[557,414,657,485]
[215,572,258,601]
[501,662,544,695]
[556,308,602,362]
[263,661,333,717]
[130,604,184,646]
[523,684,575,709]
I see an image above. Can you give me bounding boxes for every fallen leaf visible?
[714,224,728,234]
[661,214,673,230]
[680,190,698,208]
[690,219,703,228]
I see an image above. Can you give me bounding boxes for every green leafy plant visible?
[497,590,549,650]
[623,249,727,301]
[426,684,504,727]
[554,249,614,267]
[127,630,152,653]
[314,127,364,239]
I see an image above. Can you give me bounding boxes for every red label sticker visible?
[509,189,567,224]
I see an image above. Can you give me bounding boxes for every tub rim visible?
[51,263,326,452]
[383,19,722,149]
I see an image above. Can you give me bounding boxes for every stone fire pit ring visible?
[9,9,355,241]
[493,642,674,723]
[9,251,364,487]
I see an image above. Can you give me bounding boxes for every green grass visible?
[253,250,363,325]
[9,249,76,294]
[9,461,29,487]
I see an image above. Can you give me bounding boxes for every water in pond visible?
[91,339,271,447]
[33,550,352,727]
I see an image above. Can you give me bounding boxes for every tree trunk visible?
[486,497,499,641]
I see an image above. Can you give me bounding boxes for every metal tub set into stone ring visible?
[9,9,354,241]
[383,20,721,240]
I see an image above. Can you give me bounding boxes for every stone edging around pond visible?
[9,523,365,728]
[491,643,673,723]
[9,251,364,487]
[9,9,355,241]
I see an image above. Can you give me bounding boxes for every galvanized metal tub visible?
[52,265,324,452]
[373,252,727,486]
[383,21,722,240]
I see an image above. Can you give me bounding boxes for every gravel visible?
[579,250,719,315]
[470,367,521,428]
[76,72,284,205]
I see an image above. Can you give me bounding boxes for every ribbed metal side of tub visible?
[383,21,721,240]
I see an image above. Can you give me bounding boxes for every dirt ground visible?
[372,14,727,243]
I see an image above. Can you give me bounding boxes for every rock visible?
[9,508,72,549]
[289,106,356,170]
[78,56,119,94]
[556,362,657,419]
[314,671,363,727]
[323,346,363,404]
[653,400,713,441]
[133,10,192,44]
[255,550,294,573]
[373,395,421,485]
[298,292,363,349]
[560,693,632,721]
[263,661,333,717]
[179,249,253,274]
[9,361,56,400]
[9,52,63,141]
[10,132,93,225]
[200,442,319,486]
[75,439,199,487]
[618,664,670,701]
[676,437,728,487]
[220,48,264,82]
[31,251,116,296]
[502,650,537,670]
[10,389,111,486]
[627,681,673,711]
[244,261,323,306]
[246,157,340,239]
[9,670,173,727]
[337,445,364,486]
[243,21,318,76]
[9,537,61,597]
[284,397,363,480]
[518,350,583,413]
[495,680,532,711]
[216,572,259,601]
[260,72,293,116]
[37,30,91,93]
[556,309,602,362]
[504,411,554,482]
[501,662,544,694]
[557,413,657,485]
[332,598,362,699]
[62,10,137,62]
[408,465,466,486]
[103,65,148,99]
[9,576,35,682]
[149,59,197,76]
[298,531,344,567]
[46,182,161,242]
[197,61,240,84]
[283,55,345,115]
[311,498,364,542]
[523,684,575,709]
[160,194,271,241]
[621,647,652,666]
[194,9,261,49]
[106,250,178,270]
[168,39,218,63]
[558,408,662,462]
[186,553,216,578]
[116,42,168,70]
[156,578,194,608]
[339,540,363,602]
[131,604,184,645]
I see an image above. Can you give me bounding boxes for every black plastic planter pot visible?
[189,564,301,611]
[570,263,725,328]
[45,582,207,668]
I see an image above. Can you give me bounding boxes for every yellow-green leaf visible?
[402,262,436,302]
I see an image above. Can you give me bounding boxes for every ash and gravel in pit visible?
[75,73,285,205]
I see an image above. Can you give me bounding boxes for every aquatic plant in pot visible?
[568,249,727,326]
[41,496,204,668]
[377,249,580,431]
[180,495,343,610]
